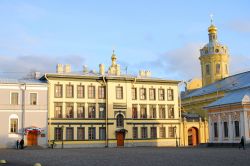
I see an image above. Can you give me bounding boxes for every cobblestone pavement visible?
[0,147,249,166]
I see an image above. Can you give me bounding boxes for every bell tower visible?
[199,18,229,87]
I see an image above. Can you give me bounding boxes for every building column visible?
[218,114,222,142]
[243,110,249,141]
[228,114,233,142]
[208,115,213,142]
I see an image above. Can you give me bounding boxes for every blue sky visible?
[0,0,250,80]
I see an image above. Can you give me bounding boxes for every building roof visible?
[205,88,250,108]
[182,71,250,99]
[0,78,46,84]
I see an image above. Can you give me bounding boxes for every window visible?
[214,122,218,138]
[216,64,220,74]
[149,105,156,119]
[11,92,18,105]
[116,114,124,128]
[98,86,106,99]
[224,122,228,138]
[88,104,96,118]
[66,84,74,98]
[99,127,106,140]
[133,127,138,139]
[30,93,37,105]
[55,127,62,140]
[54,103,62,118]
[149,88,156,100]
[55,84,63,98]
[140,105,147,119]
[77,103,85,118]
[141,127,148,139]
[66,127,74,140]
[235,121,240,137]
[99,104,106,119]
[66,103,74,118]
[10,119,18,133]
[167,89,174,101]
[88,127,96,140]
[150,127,157,139]
[77,127,85,140]
[168,127,175,138]
[132,105,138,119]
[77,85,84,98]
[116,86,123,99]
[88,86,95,99]
[159,105,166,119]
[206,64,210,75]
[167,105,174,118]
[160,127,166,138]
[140,88,146,100]
[158,89,165,100]
[131,88,137,100]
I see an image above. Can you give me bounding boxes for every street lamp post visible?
[61,125,64,149]
[174,126,178,147]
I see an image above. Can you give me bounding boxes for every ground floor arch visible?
[188,127,199,146]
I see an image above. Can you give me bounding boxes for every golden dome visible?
[111,50,117,60]
[208,24,217,34]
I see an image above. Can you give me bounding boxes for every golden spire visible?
[111,49,117,65]
[208,14,217,34]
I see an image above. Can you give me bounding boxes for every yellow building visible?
[42,51,181,148]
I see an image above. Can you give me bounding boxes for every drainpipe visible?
[21,83,27,140]
[44,74,50,144]
[102,76,108,147]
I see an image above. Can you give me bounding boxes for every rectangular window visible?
[54,103,62,118]
[99,127,106,140]
[167,105,175,119]
[132,105,138,119]
[149,88,156,100]
[30,93,37,105]
[214,122,218,138]
[88,104,96,118]
[168,127,175,138]
[55,127,62,140]
[66,127,74,140]
[88,86,95,99]
[66,84,74,98]
[116,86,123,99]
[66,103,74,118]
[77,127,85,140]
[140,105,147,119]
[98,86,106,99]
[99,104,106,119]
[11,92,18,105]
[224,122,228,138]
[160,127,166,138]
[206,64,210,75]
[149,105,156,119]
[235,121,240,137]
[77,85,84,98]
[150,127,157,139]
[77,103,85,118]
[140,88,147,100]
[141,127,148,139]
[158,89,165,100]
[88,127,96,140]
[159,105,166,119]
[10,119,18,133]
[131,88,137,100]
[133,127,138,139]
[55,84,63,98]
[167,89,174,101]
[216,64,220,74]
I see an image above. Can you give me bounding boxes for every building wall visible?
[0,83,48,148]
[46,75,180,148]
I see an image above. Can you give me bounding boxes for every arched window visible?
[116,114,124,128]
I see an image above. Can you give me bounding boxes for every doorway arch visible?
[188,127,199,146]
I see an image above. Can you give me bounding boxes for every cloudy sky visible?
[0,0,250,80]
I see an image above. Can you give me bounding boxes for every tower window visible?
[216,64,220,74]
[205,64,210,75]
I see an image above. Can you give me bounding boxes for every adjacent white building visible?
[0,79,48,148]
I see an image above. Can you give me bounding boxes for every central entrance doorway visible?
[188,127,198,146]
[116,132,124,147]
[27,131,38,146]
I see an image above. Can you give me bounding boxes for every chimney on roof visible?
[56,64,63,73]
[99,64,105,75]
[64,64,71,73]
[34,72,41,79]
[83,65,88,74]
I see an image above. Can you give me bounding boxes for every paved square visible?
[0,147,249,166]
